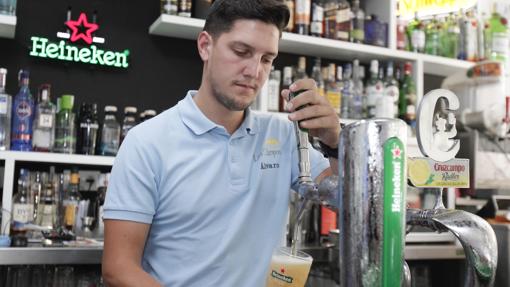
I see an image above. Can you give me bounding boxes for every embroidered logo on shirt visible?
[253,138,282,167]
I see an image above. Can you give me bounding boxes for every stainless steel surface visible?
[402,260,411,287]
[338,119,407,286]
[407,208,498,286]
[0,247,102,265]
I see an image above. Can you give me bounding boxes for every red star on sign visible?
[65,12,98,45]
[392,146,402,159]
[280,267,285,273]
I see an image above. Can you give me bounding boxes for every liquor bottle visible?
[0,68,11,150]
[396,15,406,50]
[54,95,76,154]
[192,0,212,19]
[406,12,425,53]
[32,84,56,152]
[267,67,282,113]
[457,9,468,60]
[350,59,364,119]
[441,13,460,58]
[11,70,35,151]
[281,66,293,112]
[399,62,417,129]
[477,12,486,61]
[365,60,384,118]
[381,61,399,118]
[323,0,338,39]
[177,0,192,17]
[11,169,34,237]
[98,105,121,156]
[425,16,441,56]
[340,63,353,119]
[311,57,324,97]
[350,0,365,43]
[36,173,57,229]
[336,65,344,115]
[161,0,178,15]
[335,0,351,41]
[77,103,99,155]
[295,56,308,80]
[143,109,157,121]
[464,10,478,62]
[30,171,43,223]
[284,0,295,32]
[310,0,324,37]
[326,63,341,115]
[295,0,311,35]
[365,15,387,47]
[121,106,138,144]
[63,167,81,232]
[94,173,108,238]
[485,4,509,64]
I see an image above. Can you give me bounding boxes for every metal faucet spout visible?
[407,208,498,287]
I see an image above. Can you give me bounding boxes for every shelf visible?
[0,151,115,166]
[0,14,16,39]
[0,243,464,265]
[405,244,465,260]
[0,246,103,265]
[148,15,474,77]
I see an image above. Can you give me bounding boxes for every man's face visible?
[205,20,279,111]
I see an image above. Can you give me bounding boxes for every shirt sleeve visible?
[103,129,159,224]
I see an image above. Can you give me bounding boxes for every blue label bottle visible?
[11,70,35,151]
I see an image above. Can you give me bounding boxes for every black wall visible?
[0,0,318,117]
[0,0,206,115]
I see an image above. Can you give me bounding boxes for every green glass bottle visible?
[485,4,509,63]
[399,62,416,130]
[440,13,460,58]
[425,16,440,55]
[406,12,425,53]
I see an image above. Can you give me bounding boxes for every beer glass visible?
[266,246,313,287]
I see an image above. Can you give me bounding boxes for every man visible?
[102,0,340,286]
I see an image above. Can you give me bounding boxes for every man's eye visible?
[234,50,248,56]
[262,57,273,64]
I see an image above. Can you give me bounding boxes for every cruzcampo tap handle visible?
[289,89,309,133]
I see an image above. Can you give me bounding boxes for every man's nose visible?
[243,57,262,78]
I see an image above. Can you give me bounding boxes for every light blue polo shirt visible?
[103,91,330,287]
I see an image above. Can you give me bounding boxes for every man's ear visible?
[197,31,213,61]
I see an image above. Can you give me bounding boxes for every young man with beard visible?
[102,0,340,286]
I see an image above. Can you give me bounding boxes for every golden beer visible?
[265,247,313,287]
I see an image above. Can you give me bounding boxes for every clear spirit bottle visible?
[0,68,11,150]
[32,84,56,152]
[365,60,384,118]
[350,0,365,43]
[341,63,353,119]
[54,95,76,154]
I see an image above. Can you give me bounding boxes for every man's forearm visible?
[103,263,162,287]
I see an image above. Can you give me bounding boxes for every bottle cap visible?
[144,109,156,116]
[60,95,74,110]
[124,106,137,114]
[105,105,118,113]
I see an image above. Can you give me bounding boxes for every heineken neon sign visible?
[29,12,130,69]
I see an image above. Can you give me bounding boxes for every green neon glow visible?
[29,36,130,68]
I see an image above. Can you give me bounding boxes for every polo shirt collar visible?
[178,90,260,136]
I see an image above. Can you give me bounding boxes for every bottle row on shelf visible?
[256,56,417,129]
[8,166,108,245]
[162,0,389,48]
[397,4,509,63]
[0,68,158,157]
[1,265,103,287]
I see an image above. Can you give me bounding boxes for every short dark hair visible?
[203,0,290,39]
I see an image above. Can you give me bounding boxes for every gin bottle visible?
[98,105,121,156]
[121,106,138,144]
[11,70,35,151]
[350,0,365,43]
[77,103,99,155]
[54,95,76,154]
[32,84,56,152]
[485,3,509,64]
[0,68,11,150]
